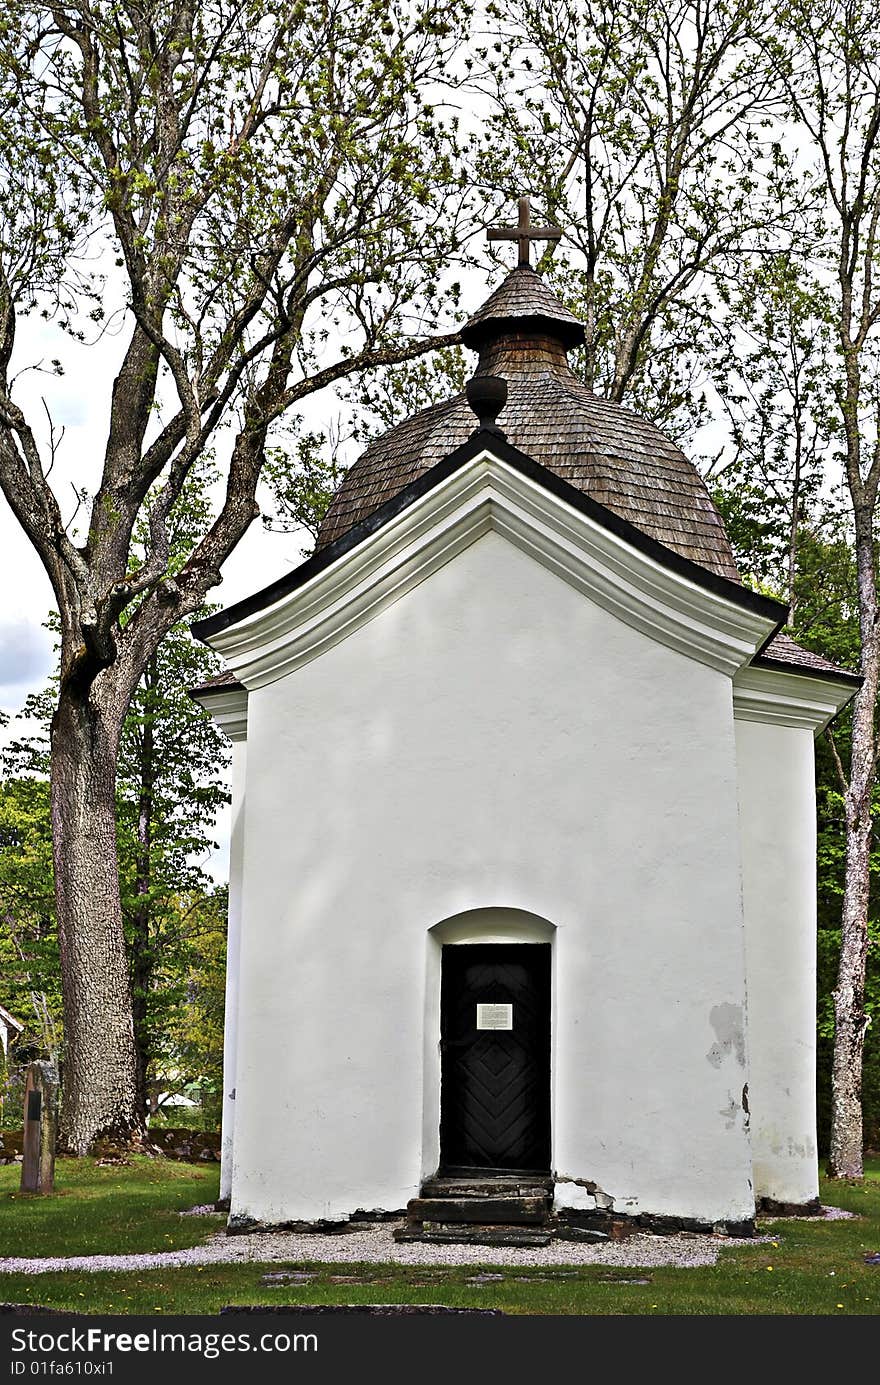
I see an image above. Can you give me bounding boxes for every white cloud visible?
[0,615,54,713]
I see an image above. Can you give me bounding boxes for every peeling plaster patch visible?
[554,1184,596,1213]
[554,1174,618,1213]
[706,1003,746,1068]
[555,1174,599,1193]
[719,1095,738,1129]
[764,1130,813,1161]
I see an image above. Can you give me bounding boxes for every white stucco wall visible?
[219,739,247,1204]
[736,717,819,1206]
[230,531,754,1226]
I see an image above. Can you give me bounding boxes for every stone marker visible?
[20,1061,58,1195]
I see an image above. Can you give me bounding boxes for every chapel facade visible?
[193,210,857,1238]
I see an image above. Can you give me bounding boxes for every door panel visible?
[440,943,551,1172]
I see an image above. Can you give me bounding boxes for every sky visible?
[0,236,489,722]
[0,304,319,878]
[0,314,315,715]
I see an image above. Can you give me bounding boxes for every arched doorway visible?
[425,908,555,1177]
[440,942,551,1172]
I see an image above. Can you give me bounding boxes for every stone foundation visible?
[227,1204,756,1241]
[755,1196,822,1217]
[555,1206,756,1239]
[227,1208,407,1235]
[1,1127,220,1164]
[145,1128,221,1162]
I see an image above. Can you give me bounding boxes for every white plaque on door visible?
[476,1003,513,1030]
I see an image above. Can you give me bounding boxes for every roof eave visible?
[734,661,859,735]
[193,426,786,646]
[190,682,249,742]
[752,652,862,690]
[188,675,245,700]
[460,313,586,351]
[194,432,785,691]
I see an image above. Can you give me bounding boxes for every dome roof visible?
[316,266,740,582]
[461,263,585,349]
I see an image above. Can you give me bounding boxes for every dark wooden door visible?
[440,943,550,1172]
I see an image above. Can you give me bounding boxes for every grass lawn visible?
[0,1158,878,1315]
[0,1157,224,1258]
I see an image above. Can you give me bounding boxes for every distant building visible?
[0,1004,23,1059]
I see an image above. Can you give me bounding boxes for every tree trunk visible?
[786,332,803,620]
[830,810,871,1177]
[130,904,151,1123]
[130,659,157,1121]
[50,684,143,1154]
[829,499,878,1178]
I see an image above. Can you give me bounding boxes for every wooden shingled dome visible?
[316,266,741,583]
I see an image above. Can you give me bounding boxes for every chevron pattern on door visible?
[440,944,550,1172]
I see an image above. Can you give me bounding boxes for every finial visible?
[486,196,562,268]
[465,374,508,434]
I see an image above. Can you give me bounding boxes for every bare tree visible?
[710,254,831,614]
[476,0,792,439]
[0,0,474,1152]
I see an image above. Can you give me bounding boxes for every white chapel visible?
[192,211,857,1241]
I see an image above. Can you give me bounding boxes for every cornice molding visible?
[195,430,783,642]
[202,450,781,689]
[733,665,854,734]
[191,687,249,742]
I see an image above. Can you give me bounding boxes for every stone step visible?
[420,1177,553,1199]
[407,1195,550,1225]
[394,1223,554,1248]
[553,1224,610,1243]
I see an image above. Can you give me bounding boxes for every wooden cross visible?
[486,196,562,267]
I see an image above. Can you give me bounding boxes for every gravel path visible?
[0,1224,768,1275]
[1,1206,852,1277]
